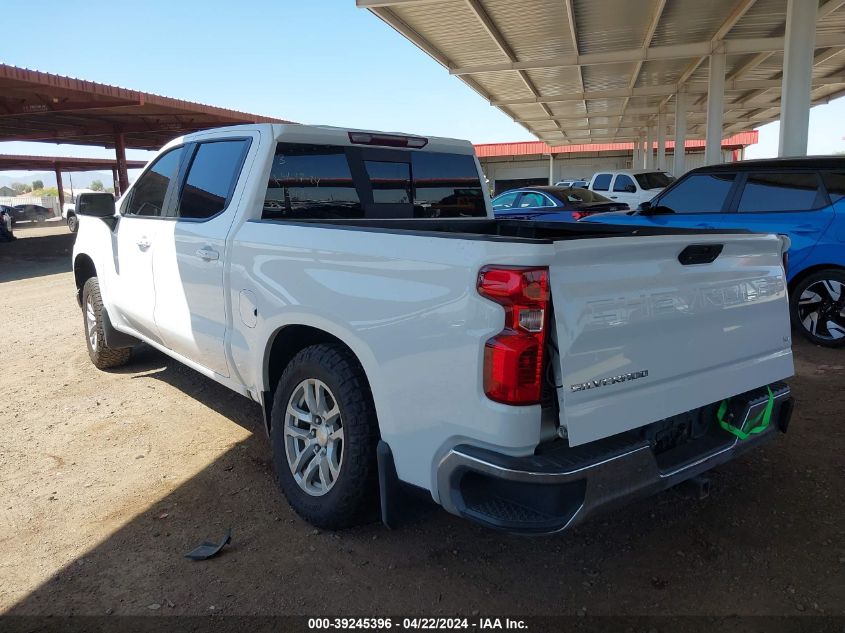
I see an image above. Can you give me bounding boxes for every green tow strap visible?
[717,387,775,440]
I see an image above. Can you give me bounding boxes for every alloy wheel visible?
[284,378,344,496]
[797,279,845,342]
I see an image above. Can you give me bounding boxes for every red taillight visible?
[571,211,586,221]
[348,131,428,148]
[477,266,550,405]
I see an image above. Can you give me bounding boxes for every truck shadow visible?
[0,231,74,283]
[5,342,839,617]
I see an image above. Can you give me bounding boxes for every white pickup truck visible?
[71,123,795,533]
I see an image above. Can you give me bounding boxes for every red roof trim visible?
[473,131,758,158]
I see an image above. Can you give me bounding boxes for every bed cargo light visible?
[477,266,550,405]
[348,132,428,148]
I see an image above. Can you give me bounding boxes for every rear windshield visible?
[548,187,611,204]
[635,172,675,190]
[263,142,486,220]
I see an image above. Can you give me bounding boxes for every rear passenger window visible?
[519,192,551,208]
[592,174,612,191]
[822,172,845,203]
[738,172,824,213]
[177,140,249,219]
[613,174,635,192]
[656,173,735,213]
[124,147,184,217]
[263,144,362,220]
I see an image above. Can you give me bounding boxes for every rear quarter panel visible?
[227,222,556,495]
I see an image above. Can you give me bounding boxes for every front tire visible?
[790,269,845,347]
[67,214,78,233]
[81,278,132,369]
[270,343,379,529]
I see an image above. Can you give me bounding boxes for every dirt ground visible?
[0,223,843,618]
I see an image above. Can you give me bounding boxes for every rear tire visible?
[67,214,78,233]
[790,269,845,348]
[270,343,379,529]
[81,278,132,369]
[35,213,47,223]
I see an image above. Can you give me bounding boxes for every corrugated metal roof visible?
[359,0,845,145]
[474,131,758,157]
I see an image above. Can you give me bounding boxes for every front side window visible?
[592,174,612,191]
[125,147,184,217]
[613,175,636,193]
[263,144,362,220]
[655,173,735,213]
[177,140,249,219]
[411,152,485,218]
[738,172,824,213]
[365,161,410,204]
[492,192,519,209]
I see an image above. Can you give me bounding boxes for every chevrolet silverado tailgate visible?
[550,232,794,446]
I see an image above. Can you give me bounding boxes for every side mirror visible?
[625,184,637,194]
[639,201,652,213]
[76,193,115,218]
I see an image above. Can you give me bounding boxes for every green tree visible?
[90,179,104,191]
[10,182,27,194]
[32,179,44,190]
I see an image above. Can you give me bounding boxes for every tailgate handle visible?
[678,244,723,265]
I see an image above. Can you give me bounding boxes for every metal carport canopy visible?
[0,63,289,194]
[358,0,845,147]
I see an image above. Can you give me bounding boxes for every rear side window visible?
[592,174,612,191]
[737,172,824,213]
[613,174,635,192]
[822,172,845,203]
[655,173,735,213]
[410,152,485,218]
[125,147,184,217]
[263,144,362,220]
[518,192,551,208]
[177,140,249,219]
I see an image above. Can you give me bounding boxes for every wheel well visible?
[263,325,372,431]
[73,255,96,304]
[788,264,845,293]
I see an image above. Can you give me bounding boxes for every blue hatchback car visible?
[583,157,845,347]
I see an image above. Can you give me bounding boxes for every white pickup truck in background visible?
[71,123,795,533]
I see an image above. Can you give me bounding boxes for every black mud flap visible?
[377,440,435,529]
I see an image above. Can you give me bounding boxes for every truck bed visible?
[257,217,749,243]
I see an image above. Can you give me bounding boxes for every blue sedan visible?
[493,186,630,223]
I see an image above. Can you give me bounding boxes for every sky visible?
[0,0,843,175]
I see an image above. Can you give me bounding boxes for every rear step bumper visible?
[436,383,792,534]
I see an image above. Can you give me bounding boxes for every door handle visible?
[609,196,618,199]
[136,238,151,250]
[196,247,219,261]
[792,225,817,235]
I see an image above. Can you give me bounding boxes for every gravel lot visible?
[1,223,843,618]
